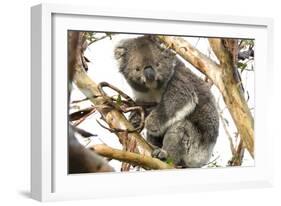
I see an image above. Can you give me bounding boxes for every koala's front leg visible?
[145,79,198,137]
[129,110,142,129]
[161,120,214,168]
[151,121,190,164]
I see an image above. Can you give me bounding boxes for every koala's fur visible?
[114,36,219,168]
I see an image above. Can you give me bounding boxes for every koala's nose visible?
[143,66,155,81]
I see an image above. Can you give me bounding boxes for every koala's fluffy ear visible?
[114,47,127,60]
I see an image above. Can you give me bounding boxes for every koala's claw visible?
[152,148,168,161]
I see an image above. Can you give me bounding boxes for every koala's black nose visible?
[143,66,155,81]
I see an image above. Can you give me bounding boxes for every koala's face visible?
[114,36,176,92]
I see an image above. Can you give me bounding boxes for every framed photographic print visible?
[31,3,274,201]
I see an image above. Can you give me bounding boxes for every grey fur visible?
[114,36,219,168]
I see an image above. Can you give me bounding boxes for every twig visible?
[194,37,201,48]
[98,81,135,106]
[73,107,97,126]
[88,34,112,46]
[73,126,97,138]
[217,103,235,155]
[206,155,220,166]
[69,106,96,121]
[71,97,89,104]
[96,119,122,133]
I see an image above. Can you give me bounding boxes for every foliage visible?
[84,32,113,45]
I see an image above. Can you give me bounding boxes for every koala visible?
[114,36,219,168]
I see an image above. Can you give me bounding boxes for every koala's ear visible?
[114,47,127,60]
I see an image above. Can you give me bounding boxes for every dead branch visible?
[69,106,95,121]
[91,144,174,170]
[73,126,97,138]
[71,97,89,104]
[157,36,254,158]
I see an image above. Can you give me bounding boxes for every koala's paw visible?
[129,111,142,129]
[152,148,168,161]
[145,112,162,136]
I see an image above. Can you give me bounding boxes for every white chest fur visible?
[132,88,164,103]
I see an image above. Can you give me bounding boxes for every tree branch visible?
[91,144,174,170]
[208,38,233,67]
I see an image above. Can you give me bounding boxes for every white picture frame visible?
[31,3,274,202]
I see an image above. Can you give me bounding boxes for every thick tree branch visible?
[91,144,174,170]
[209,38,233,68]
[209,38,254,158]
[157,36,254,158]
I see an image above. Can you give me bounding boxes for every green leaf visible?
[165,158,174,165]
[116,94,122,106]
[237,62,247,73]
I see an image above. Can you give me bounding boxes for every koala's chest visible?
[132,89,163,103]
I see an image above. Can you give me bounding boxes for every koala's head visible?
[114,36,177,92]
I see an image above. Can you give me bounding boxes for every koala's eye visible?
[135,67,140,72]
[156,63,160,67]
